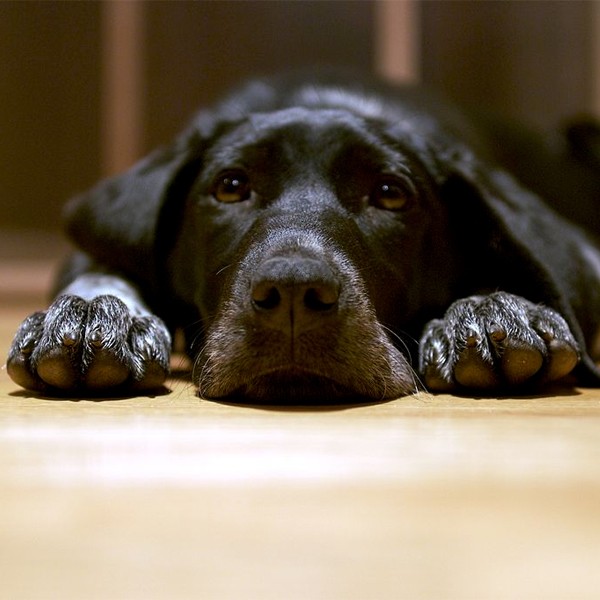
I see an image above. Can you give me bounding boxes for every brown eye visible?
[370,176,415,211]
[213,170,251,203]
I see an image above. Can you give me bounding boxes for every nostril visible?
[252,283,281,310]
[304,286,338,311]
[250,256,340,320]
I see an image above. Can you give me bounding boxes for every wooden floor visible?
[1,245,600,599]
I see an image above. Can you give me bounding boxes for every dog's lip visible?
[208,365,371,405]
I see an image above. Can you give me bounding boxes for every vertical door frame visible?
[374,0,420,83]
[101,0,145,176]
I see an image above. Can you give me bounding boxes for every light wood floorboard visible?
[1,256,600,599]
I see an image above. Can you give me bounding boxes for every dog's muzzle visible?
[196,230,416,403]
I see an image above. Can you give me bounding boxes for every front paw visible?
[7,295,171,395]
[419,292,580,392]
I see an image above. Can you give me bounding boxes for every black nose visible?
[250,256,340,334]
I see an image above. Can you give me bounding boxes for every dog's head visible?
[65,73,597,401]
[167,102,465,402]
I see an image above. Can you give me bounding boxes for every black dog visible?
[7,72,600,401]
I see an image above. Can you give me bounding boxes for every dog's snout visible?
[250,256,339,334]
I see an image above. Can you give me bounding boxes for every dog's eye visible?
[370,177,415,211]
[213,171,251,203]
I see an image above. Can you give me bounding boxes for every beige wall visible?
[142,1,374,152]
[421,0,596,129]
[0,1,374,231]
[1,0,598,233]
[0,2,101,231]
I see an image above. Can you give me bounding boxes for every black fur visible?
[7,72,600,401]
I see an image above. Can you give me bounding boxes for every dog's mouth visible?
[203,366,371,405]
[197,349,417,404]
[195,239,417,404]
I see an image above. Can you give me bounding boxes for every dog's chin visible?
[207,368,376,406]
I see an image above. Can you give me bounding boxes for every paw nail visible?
[62,333,78,347]
[540,331,554,342]
[490,327,506,342]
[89,331,105,348]
[466,331,480,347]
[20,338,36,354]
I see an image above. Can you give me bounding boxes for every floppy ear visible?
[62,76,279,294]
[63,129,203,291]
[441,146,600,384]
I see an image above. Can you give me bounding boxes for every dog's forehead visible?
[205,106,407,172]
[219,107,383,150]
[249,106,363,130]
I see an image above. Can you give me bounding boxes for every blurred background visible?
[1,0,599,237]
